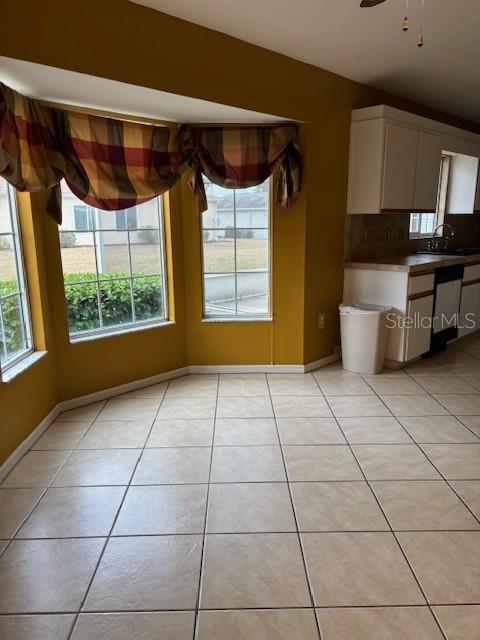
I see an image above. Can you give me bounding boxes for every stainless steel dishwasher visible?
[430,264,464,352]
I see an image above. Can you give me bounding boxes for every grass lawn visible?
[203,239,268,272]
[0,238,269,281]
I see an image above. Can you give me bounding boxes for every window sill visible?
[69,320,175,344]
[1,351,48,384]
[202,317,273,323]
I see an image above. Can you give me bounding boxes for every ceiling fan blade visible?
[360,0,388,6]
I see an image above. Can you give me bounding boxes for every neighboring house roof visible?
[212,190,268,211]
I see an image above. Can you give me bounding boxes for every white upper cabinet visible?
[413,132,444,211]
[347,106,480,215]
[382,123,418,212]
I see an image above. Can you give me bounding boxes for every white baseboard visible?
[0,404,61,483]
[304,351,341,372]
[1,353,341,481]
[58,366,190,412]
[189,364,305,374]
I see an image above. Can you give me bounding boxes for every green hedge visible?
[64,273,164,333]
[0,281,25,358]
[1,274,164,351]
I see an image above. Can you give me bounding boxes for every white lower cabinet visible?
[404,295,434,361]
[343,267,434,365]
[344,261,480,366]
[458,282,480,338]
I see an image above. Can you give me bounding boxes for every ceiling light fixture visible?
[360,0,426,47]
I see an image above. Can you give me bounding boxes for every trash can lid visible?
[339,303,391,315]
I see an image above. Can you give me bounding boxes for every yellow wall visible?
[1,0,479,463]
[0,193,58,462]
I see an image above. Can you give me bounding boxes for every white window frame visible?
[200,180,272,320]
[0,183,33,371]
[59,194,169,340]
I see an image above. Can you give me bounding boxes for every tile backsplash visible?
[345,213,480,261]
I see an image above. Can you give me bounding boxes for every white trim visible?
[57,366,190,412]
[69,320,175,344]
[303,351,341,373]
[188,364,305,374]
[0,352,342,481]
[0,404,60,483]
[1,351,47,384]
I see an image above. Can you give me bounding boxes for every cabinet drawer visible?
[408,273,435,296]
[463,263,480,283]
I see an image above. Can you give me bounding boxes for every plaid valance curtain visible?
[0,82,302,223]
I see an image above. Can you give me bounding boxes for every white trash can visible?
[339,303,392,374]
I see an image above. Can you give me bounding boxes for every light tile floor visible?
[1,340,480,639]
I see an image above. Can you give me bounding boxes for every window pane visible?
[0,236,19,293]
[94,209,118,231]
[236,230,269,271]
[410,213,420,234]
[60,232,96,283]
[202,187,234,229]
[133,275,164,321]
[127,207,138,229]
[99,278,134,327]
[0,181,13,232]
[64,283,100,334]
[74,205,88,231]
[130,230,162,276]
[204,274,236,316]
[1,295,27,362]
[235,184,269,228]
[236,271,269,315]
[203,233,235,273]
[136,199,160,229]
[96,231,130,278]
[0,180,31,367]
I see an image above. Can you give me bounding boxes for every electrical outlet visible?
[318,312,326,330]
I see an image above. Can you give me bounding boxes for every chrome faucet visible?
[426,223,455,252]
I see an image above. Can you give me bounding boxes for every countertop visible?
[345,253,480,273]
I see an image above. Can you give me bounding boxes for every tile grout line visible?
[2,601,480,618]
[317,377,450,640]
[0,402,110,560]
[65,384,171,640]
[401,366,480,526]
[401,364,480,442]
[265,374,324,640]
[9,527,480,542]
[192,373,220,640]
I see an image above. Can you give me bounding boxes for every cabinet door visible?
[413,132,443,211]
[458,282,480,338]
[381,123,418,211]
[405,295,434,361]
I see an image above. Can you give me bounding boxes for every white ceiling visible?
[0,56,286,124]
[131,0,480,124]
